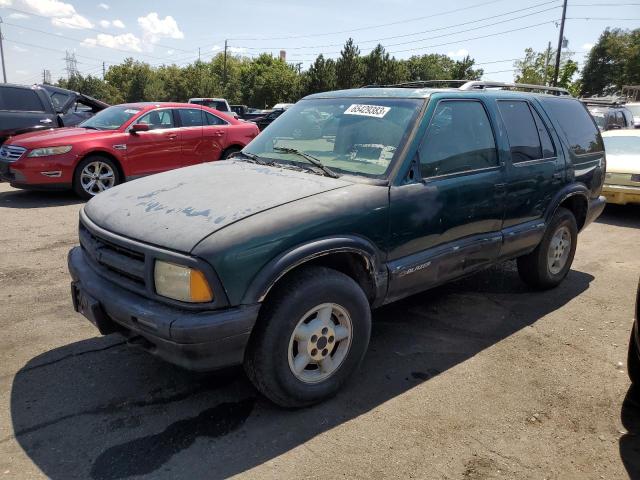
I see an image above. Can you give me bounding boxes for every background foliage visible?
[57,29,639,107]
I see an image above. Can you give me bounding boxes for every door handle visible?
[213,130,224,137]
[39,118,53,124]
[167,134,177,140]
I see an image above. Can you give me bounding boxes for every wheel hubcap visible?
[287,303,352,384]
[80,161,115,196]
[547,225,571,275]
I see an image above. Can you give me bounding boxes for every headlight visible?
[28,146,72,157]
[154,260,213,303]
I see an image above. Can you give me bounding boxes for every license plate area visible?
[71,282,119,334]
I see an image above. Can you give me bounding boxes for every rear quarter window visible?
[0,87,45,112]
[543,98,604,155]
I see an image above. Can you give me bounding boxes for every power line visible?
[228,0,509,41]
[237,0,562,50]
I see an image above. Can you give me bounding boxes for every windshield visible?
[603,135,640,156]
[589,108,606,129]
[243,97,424,177]
[79,106,141,130]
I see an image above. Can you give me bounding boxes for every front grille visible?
[0,145,27,162]
[79,222,147,288]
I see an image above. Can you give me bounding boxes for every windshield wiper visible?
[233,150,273,165]
[273,147,339,178]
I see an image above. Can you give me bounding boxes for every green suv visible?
[68,81,606,407]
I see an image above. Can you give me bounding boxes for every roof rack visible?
[362,80,570,96]
[580,96,627,106]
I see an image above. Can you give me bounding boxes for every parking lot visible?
[0,181,638,479]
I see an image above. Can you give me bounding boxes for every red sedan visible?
[0,102,259,198]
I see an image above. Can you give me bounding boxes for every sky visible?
[0,0,638,86]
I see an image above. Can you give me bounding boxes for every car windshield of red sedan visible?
[79,106,141,131]
[243,97,424,178]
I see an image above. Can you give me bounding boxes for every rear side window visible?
[204,111,226,126]
[178,108,203,127]
[543,98,604,155]
[498,100,555,162]
[0,87,45,112]
[498,101,543,162]
[420,100,498,178]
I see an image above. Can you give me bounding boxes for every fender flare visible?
[241,235,387,305]
[545,183,590,229]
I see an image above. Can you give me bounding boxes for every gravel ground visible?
[0,181,638,480]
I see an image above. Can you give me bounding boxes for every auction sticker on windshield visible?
[344,104,391,118]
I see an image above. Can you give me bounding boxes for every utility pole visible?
[102,61,106,79]
[0,18,7,83]
[223,39,228,89]
[543,41,552,86]
[198,47,201,62]
[552,0,568,86]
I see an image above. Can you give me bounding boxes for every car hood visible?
[8,127,117,147]
[84,160,352,253]
[606,154,640,175]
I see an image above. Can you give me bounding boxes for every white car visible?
[188,97,238,118]
[626,102,640,128]
[271,103,294,110]
[601,129,640,205]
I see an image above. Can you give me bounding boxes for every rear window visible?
[545,98,604,155]
[0,87,45,112]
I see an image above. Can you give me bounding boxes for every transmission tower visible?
[65,50,78,78]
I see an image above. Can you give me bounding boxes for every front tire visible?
[244,266,371,408]
[73,155,120,200]
[517,207,578,289]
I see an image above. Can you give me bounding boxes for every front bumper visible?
[0,154,75,189]
[602,184,640,205]
[583,195,607,229]
[68,246,261,371]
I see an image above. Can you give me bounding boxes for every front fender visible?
[241,235,387,305]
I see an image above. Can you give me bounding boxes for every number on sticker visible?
[344,104,391,118]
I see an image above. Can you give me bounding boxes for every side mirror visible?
[131,123,149,134]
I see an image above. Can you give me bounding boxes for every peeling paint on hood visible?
[83,160,351,253]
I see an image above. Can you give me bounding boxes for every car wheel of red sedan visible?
[221,147,241,159]
[73,155,121,200]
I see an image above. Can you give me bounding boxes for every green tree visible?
[304,54,337,95]
[581,28,640,96]
[514,47,579,92]
[336,38,362,89]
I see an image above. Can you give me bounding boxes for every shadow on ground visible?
[620,385,640,479]
[596,204,640,229]
[0,187,83,208]
[9,263,593,479]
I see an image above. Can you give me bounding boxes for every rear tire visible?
[73,155,121,200]
[221,147,241,159]
[517,207,577,289]
[244,266,371,408]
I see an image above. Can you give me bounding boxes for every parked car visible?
[0,102,258,198]
[230,104,268,121]
[68,81,606,407]
[601,130,640,205]
[582,98,635,131]
[253,108,286,131]
[188,97,237,118]
[40,84,108,127]
[629,280,640,387]
[272,103,294,110]
[625,102,640,128]
[0,83,107,144]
